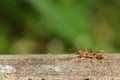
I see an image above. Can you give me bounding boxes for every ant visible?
[76,49,88,57]
[76,49,104,59]
[94,50,104,59]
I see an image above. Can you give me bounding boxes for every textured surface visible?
[0,54,120,80]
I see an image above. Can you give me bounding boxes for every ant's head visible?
[76,50,83,55]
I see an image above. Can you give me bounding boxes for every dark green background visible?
[0,0,120,54]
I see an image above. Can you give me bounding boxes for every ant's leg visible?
[97,59,104,66]
[65,53,75,60]
[90,59,94,66]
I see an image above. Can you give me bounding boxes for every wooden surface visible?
[0,54,120,80]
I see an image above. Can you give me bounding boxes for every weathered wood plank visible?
[0,54,120,80]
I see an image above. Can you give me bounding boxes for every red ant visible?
[76,49,89,58]
[94,50,104,59]
[76,49,104,59]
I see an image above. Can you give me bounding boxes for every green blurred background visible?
[0,0,120,54]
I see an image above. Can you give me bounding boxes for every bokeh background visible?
[0,0,120,54]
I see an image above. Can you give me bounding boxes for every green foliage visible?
[0,0,120,54]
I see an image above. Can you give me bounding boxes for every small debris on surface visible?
[0,64,16,73]
[41,64,65,73]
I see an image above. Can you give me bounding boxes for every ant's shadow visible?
[77,55,104,60]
